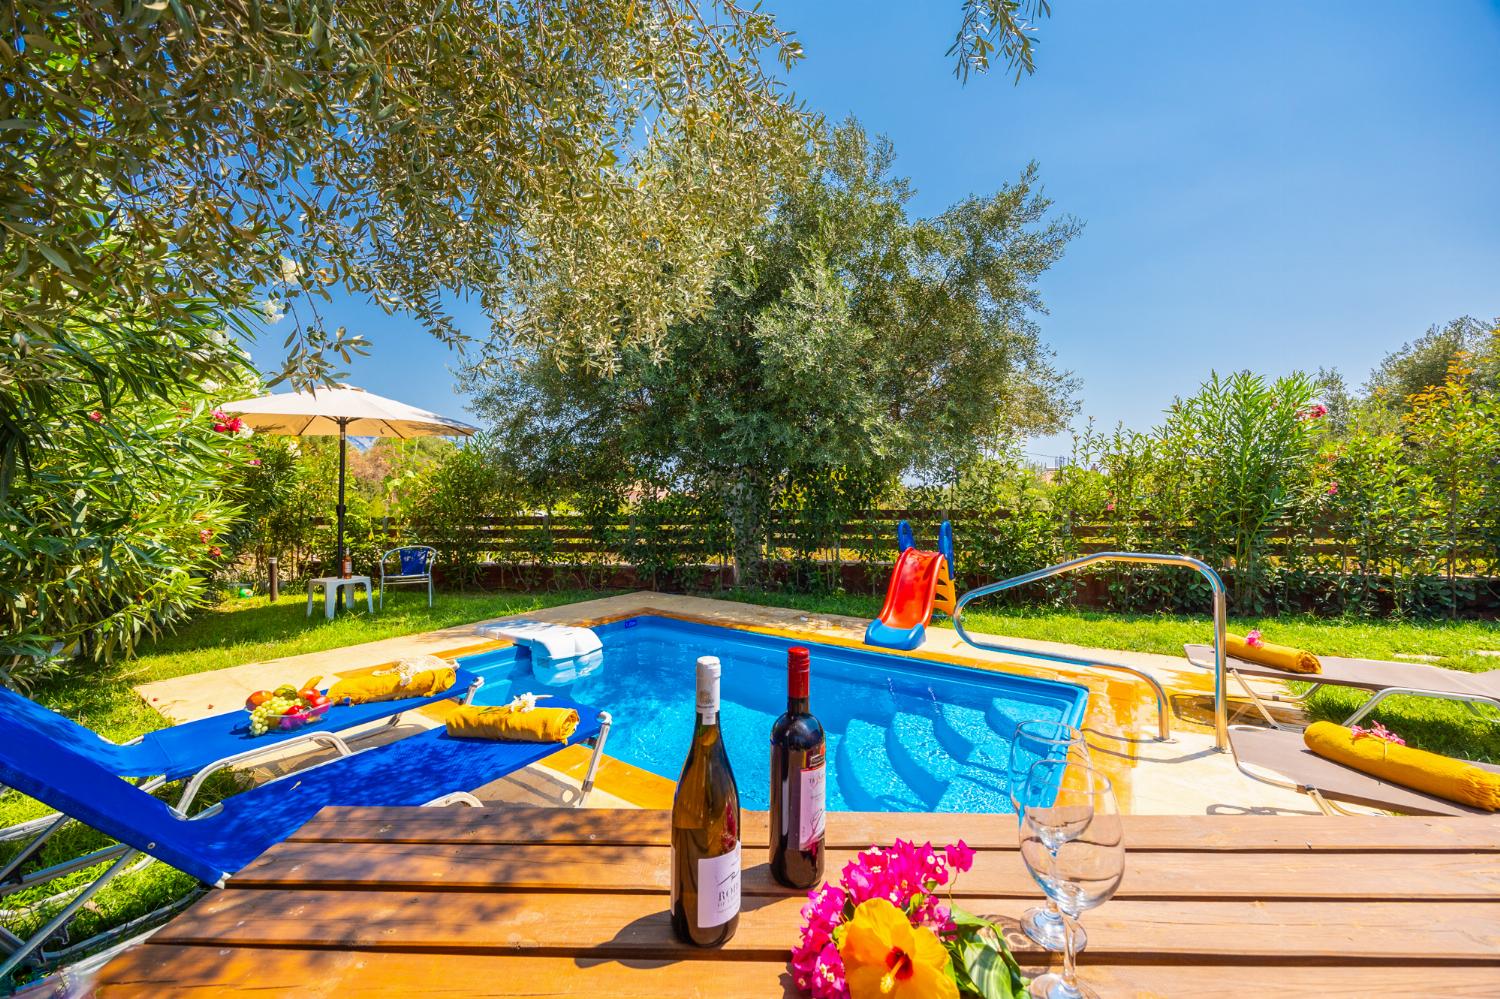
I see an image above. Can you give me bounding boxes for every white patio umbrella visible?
[221,385,477,595]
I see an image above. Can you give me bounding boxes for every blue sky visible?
[245,0,1500,457]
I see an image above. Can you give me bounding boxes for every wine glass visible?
[1008,720,1090,952]
[1019,759,1125,999]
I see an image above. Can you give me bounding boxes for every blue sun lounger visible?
[0,692,612,977]
[0,667,484,842]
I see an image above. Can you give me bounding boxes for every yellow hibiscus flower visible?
[838,898,958,999]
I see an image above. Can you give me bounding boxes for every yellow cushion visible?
[1226,633,1321,674]
[327,666,456,705]
[445,704,579,743]
[1303,721,1500,812]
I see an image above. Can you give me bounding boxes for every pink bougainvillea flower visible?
[1351,722,1405,746]
[1245,629,1263,647]
[943,841,974,873]
[794,840,975,999]
[811,941,848,999]
[87,410,104,423]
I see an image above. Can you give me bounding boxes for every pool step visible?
[885,706,1017,813]
[935,773,1013,814]
[935,700,1012,774]
[837,719,932,812]
[887,686,977,761]
[885,711,963,800]
[987,699,1066,743]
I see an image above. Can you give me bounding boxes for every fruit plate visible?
[277,701,332,730]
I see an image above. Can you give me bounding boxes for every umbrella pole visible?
[337,418,348,611]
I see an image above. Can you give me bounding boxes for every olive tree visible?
[2,0,814,490]
[468,120,1079,581]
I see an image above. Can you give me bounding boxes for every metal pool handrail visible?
[951,552,1230,750]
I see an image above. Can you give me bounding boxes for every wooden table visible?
[88,809,1499,997]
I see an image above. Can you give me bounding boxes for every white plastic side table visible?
[306,575,373,619]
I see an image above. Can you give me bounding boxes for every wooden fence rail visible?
[313,512,1496,572]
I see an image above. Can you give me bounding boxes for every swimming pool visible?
[458,615,1088,813]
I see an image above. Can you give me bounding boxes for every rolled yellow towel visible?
[445,703,579,743]
[1226,633,1321,674]
[327,664,456,705]
[1303,721,1500,812]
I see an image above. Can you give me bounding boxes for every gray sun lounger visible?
[1228,724,1500,817]
[1184,643,1500,729]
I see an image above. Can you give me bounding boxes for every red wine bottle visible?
[769,646,826,888]
[670,655,742,946]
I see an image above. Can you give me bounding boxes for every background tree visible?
[1365,316,1500,408]
[467,120,1079,581]
[2,0,814,490]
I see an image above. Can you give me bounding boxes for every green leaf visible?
[955,927,1028,999]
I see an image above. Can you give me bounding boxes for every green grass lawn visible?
[0,587,612,988]
[2,584,1496,987]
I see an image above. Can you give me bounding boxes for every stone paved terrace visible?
[136,591,1319,816]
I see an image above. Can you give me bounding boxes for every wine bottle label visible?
[696,842,741,928]
[800,749,826,851]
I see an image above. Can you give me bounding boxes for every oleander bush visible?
[0,318,257,681]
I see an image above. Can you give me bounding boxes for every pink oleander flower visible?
[87,410,104,423]
[1297,403,1329,421]
[1351,722,1405,746]
[247,458,261,466]
[210,409,245,434]
[207,546,222,558]
[1245,629,1263,647]
[1326,482,1339,496]
[199,529,213,543]
[1104,500,1116,513]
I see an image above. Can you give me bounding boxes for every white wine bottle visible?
[670,655,742,946]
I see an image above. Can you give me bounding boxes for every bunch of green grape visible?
[248,696,298,736]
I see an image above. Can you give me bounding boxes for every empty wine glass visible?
[1019,758,1125,999]
[1008,720,1091,952]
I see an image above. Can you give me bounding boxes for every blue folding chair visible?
[0,693,612,977]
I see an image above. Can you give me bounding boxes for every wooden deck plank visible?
[231,840,1500,900]
[85,946,1500,998]
[153,889,1500,963]
[86,809,1500,997]
[85,945,796,997]
[287,807,1500,852]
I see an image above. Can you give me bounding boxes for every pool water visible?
[458,615,1088,813]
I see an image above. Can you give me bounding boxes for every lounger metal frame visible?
[1184,647,1500,732]
[954,551,1231,748]
[1224,723,1364,816]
